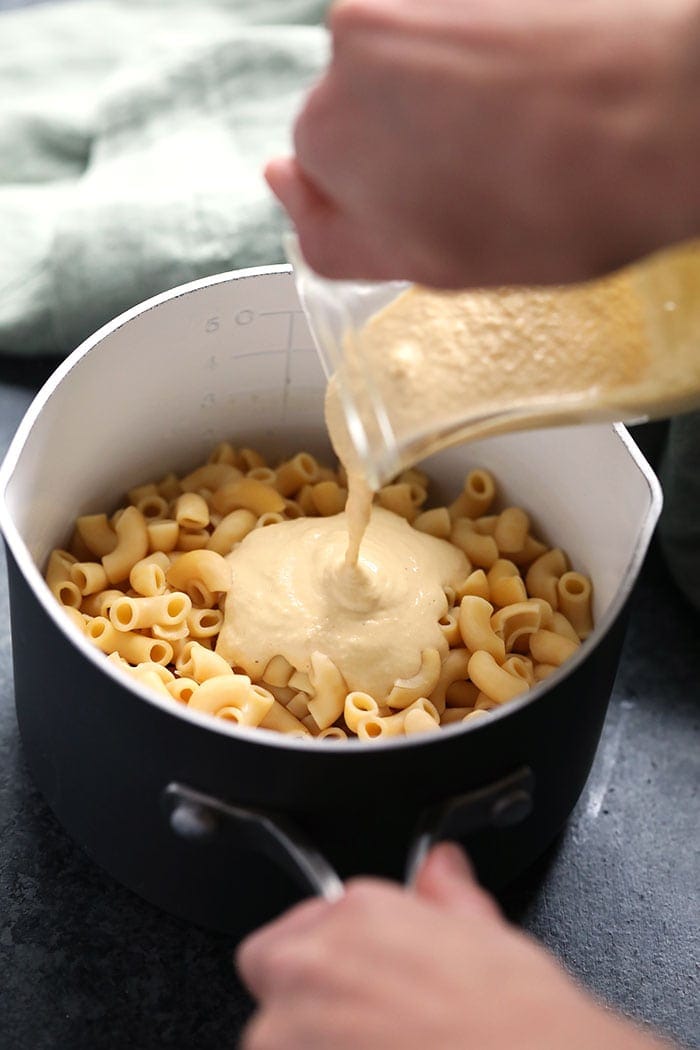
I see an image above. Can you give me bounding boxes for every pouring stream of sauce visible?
[218,239,700,697]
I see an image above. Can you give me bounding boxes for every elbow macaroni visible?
[102,505,149,584]
[46,443,594,740]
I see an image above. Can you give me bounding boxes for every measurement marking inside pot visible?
[258,309,305,416]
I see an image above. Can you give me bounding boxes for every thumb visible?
[264,156,399,282]
[265,155,331,231]
[414,842,502,922]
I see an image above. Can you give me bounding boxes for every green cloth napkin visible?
[0,0,330,356]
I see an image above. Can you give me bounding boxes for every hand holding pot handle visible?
[237,843,672,1050]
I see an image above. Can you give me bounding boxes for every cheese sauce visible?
[326,238,700,513]
[217,506,468,697]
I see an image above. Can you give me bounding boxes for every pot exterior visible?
[7,546,627,938]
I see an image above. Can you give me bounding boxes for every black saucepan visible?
[0,267,661,937]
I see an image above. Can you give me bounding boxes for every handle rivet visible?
[169,801,218,841]
[490,789,532,828]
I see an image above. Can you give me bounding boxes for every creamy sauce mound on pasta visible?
[217,506,468,698]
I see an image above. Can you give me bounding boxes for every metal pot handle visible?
[402,765,534,885]
[162,765,534,903]
[162,782,345,902]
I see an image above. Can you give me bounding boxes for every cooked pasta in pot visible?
[46,442,593,741]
